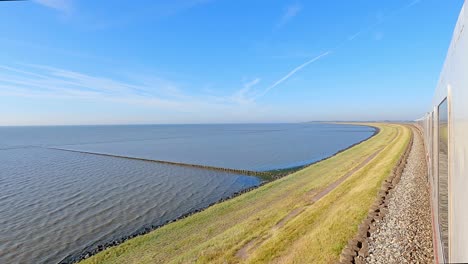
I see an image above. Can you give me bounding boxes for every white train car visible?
[416,3,468,263]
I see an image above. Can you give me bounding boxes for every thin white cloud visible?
[0,64,275,125]
[348,31,362,41]
[1,64,183,100]
[33,0,72,12]
[0,64,264,115]
[256,51,331,98]
[277,3,302,29]
[231,78,261,104]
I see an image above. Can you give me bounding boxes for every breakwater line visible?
[47,125,379,182]
[46,147,277,180]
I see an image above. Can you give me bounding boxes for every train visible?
[415,2,468,263]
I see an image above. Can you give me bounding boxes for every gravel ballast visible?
[366,127,434,263]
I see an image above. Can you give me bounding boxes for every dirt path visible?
[236,128,400,261]
[310,148,382,203]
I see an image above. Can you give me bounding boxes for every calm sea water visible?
[0,123,374,263]
[1,123,375,171]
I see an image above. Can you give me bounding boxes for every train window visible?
[438,98,449,261]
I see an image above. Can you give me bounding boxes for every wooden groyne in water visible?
[46,147,294,181]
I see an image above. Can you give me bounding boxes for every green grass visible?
[81,123,410,264]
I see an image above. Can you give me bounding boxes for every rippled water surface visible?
[0,123,375,263]
[0,148,259,263]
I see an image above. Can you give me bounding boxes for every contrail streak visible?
[256,0,424,98]
[256,51,331,98]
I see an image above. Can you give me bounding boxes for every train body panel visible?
[417,3,468,263]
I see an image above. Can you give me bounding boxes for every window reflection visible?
[438,98,449,261]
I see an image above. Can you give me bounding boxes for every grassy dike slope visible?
[81,123,410,264]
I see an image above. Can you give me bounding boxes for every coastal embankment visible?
[80,123,410,264]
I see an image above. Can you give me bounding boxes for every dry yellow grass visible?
[81,123,410,264]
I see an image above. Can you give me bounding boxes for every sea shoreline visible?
[61,123,379,264]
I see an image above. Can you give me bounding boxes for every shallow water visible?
[0,123,375,263]
[0,148,260,263]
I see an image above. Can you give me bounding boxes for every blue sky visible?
[0,0,464,125]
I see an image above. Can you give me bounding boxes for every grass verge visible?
[81,123,410,264]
